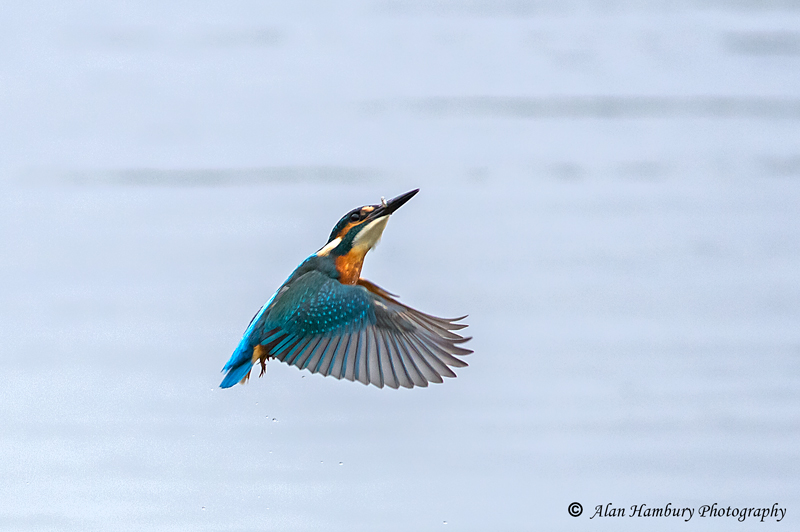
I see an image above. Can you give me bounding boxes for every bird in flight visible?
[220,189,472,389]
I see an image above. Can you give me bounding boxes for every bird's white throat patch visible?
[353,216,390,251]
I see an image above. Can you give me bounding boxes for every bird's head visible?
[315,188,418,284]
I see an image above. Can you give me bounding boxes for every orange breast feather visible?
[335,248,368,285]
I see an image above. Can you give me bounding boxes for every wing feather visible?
[281,336,312,363]
[260,329,286,345]
[378,329,400,389]
[414,329,470,368]
[403,312,465,340]
[294,336,323,369]
[405,332,457,379]
[327,333,350,379]
[366,327,383,388]
[272,333,298,357]
[344,331,359,382]
[355,329,369,385]
[394,331,438,384]
[318,334,343,376]
[392,332,428,387]
[384,330,414,388]
[304,336,331,370]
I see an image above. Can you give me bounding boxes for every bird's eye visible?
[350,212,361,222]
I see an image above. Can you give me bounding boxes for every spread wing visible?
[254,271,471,389]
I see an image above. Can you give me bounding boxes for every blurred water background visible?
[1,1,799,530]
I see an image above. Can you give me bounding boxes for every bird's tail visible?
[220,341,254,388]
[220,362,253,388]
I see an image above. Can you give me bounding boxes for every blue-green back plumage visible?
[269,270,372,336]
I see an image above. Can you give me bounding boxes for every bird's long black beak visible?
[369,189,419,219]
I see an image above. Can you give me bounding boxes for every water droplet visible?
[272,418,278,422]
[201,506,206,511]
[443,521,447,525]
[338,462,343,466]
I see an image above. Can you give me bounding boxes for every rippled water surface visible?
[1,1,799,530]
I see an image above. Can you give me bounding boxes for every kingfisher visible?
[220,189,471,389]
